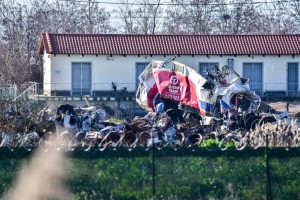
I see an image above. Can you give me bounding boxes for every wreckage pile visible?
[1,59,300,151]
[0,103,300,151]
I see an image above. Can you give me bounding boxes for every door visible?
[72,62,92,96]
[243,63,263,96]
[287,63,298,97]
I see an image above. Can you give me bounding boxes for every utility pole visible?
[88,0,93,33]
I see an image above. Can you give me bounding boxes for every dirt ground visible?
[267,101,300,113]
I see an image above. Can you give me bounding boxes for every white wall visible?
[43,50,52,95]
[47,53,300,93]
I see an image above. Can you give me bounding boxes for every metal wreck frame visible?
[136,58,261,121]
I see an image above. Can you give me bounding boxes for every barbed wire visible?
[1,117,300,152]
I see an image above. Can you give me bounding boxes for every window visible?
[198,62,219,78]
[72,62,92,96]
[243,63,263,96]
[227,59,234,69]
[287,63,299,97]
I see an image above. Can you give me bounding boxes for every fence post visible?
[265,134,272,200]
[151,138,156,200]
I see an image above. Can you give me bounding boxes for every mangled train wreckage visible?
[0,59,298,149]
[136,58,277,130]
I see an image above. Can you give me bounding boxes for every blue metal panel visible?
[72,62,91,96]
[243,63,263,96]
[227,59,234,69]
[287,63,298,97]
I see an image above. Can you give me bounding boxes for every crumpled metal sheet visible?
[136,59,261,117]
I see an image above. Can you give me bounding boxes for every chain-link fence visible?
[0,147,299,200]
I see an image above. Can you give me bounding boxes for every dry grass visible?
[268,101,300,113]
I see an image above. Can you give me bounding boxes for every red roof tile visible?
[38,32,300,55]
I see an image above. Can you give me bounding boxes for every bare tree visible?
[289,0,300,25]
[163,0,221,34]
[225,0,263,34]
[0,0,300,91]
[28,0,114,34]
[0,1,32,85]
[71,0,114,33]
[0,0,115,88]
[163,0,299,35]
[217,0,298,35]
[116,1,136,34]
[161,2,186,34]
[117,0,163,34]
[279,0,300,33]
[210,2,232,34]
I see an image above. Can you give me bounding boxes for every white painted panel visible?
[43,50,52,95]
[47,53,300,95]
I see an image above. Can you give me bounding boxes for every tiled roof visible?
[38,32,300,55]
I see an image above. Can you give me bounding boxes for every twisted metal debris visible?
[1,57,300,151]
[0,104,300,152]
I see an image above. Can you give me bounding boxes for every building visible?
[38,33,300,100]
